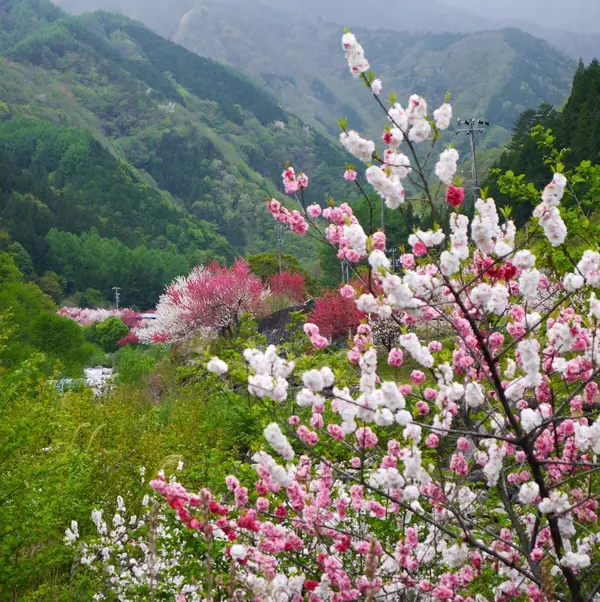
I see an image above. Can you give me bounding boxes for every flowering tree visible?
[141,32,600,602]
[269,272,308,305]
[137,260,268,344]
[118,332,141,347]
[310,288,366,342]
[59,307,125,326]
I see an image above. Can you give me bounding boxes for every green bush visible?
[94,317,129,352]
[0,252,103,376]
[30,312,102,377]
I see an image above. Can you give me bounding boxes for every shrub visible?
[30,312,101,377]
[95,317,129,352]
[118,332,140,347]
[115,345,160,385]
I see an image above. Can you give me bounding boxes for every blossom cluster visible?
[58,307,144,327]
[267,198,309,235]
[533,173,568,246]
[66,486,203,601]
[149,30,600,602]
[282,166,309,195]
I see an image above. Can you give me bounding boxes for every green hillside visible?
[0,0,351,306]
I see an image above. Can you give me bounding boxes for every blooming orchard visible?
[85,30,600,602]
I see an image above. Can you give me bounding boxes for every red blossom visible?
[304,580,319,591]
[119,309,143,329]
[310,289,365,340]
[118,332,140,347]
[446,185,465,207]
[268,272,307,304]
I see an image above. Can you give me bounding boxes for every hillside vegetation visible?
[0,0,351,306]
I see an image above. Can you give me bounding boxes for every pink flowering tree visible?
[137,260,268,344]
[144,32,600,602]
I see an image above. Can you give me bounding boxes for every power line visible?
[457,118,489,203]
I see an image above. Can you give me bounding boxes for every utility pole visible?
[388,246,397,272]
[340,260,350,284]
[457,118,489,203]
[275,224,285,275]
[112,286,121,310]
[380,197,385,234]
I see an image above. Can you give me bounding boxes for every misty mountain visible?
[0,0,356,303]
[442,0,600,61]
[51,0,575,149]
[54,0,600,61]
[55,0,493,34]
[256,0,494,33]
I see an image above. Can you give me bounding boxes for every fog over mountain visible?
[443,0,600,35]
[54,0,600,61]
[442,0,600,60]
[256,0,494,32]
[54,0,492,33]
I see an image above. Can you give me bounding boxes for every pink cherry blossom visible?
[388,348,404,367]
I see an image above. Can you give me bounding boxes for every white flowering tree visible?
[87,31,600,602]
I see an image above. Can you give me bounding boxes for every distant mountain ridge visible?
[53,0,575,150]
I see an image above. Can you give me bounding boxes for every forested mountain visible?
[53,0,576,146]
[0,0,587,308]
[0,0,351,306]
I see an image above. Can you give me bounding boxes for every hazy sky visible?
[442,0,600,34]
[54,0,600,36]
